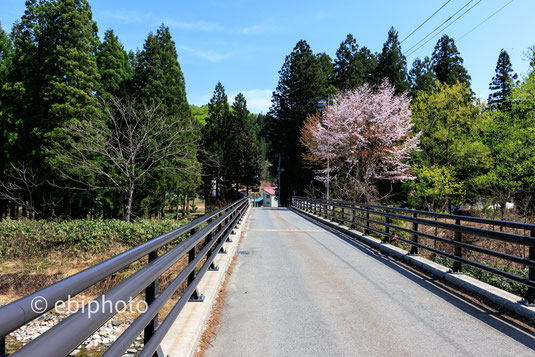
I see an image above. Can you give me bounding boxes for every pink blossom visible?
[301,81,420,185]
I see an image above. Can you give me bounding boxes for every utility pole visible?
[326,157,330,200]
[277,153,282,204]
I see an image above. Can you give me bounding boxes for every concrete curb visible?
[292,207,535,322]
[160,204,252,357]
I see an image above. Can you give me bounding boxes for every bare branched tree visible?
[0,162,44,219]
[49,97,199,222]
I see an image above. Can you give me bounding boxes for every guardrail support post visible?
[452,219,462,273]
[365,212,370,235]
[187,229,205,301]
[1,335,5,357]
[384,216,390,243]
[410,212,418,255]
[144,250,159,348]
[350,209,355,229]
[526,230,535,305]
[206,231,219,272]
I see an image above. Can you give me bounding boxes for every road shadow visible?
[291,208,535,350]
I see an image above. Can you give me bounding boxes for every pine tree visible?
[409,56,436,96]
[0,20,10,86]
[316,52,334,86]
[96,29,133,100]
[374,27,408,93]
[134,24,190,117]
[228,93,259,189]
[2,0,102,218]
[0,20,12,175]
[432,35,471,86]
[6,0,100,153]
[201,82,231,199]
[43,0,100,132]
[267,40,329,203]
[488,49,517,110]
[334,34,377,90]
[133,24,199,215]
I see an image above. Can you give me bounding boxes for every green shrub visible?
[0,218,190,259]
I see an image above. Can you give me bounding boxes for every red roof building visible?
[261,187,278,207]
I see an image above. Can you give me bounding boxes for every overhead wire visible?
[457,0,514,42]
[406,0,483,57]
[400,0,452,44]
[404,0,475,55]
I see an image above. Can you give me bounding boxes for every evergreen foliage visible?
[488,49,517,110]
[200,83,260,200]
[134,24,190,117]
[431,35,471,86]
[96,29,133,100]
[200,82,230,199]
[267,40,330,203]
[0,20,12,174]
[132,24,199,217]
[374,27,408,93]
[333,34,376,90]
[0,2,208,220]
[228,93,259,189]
[409,56,436,96]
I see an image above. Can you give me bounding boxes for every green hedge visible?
[0,218,190,259]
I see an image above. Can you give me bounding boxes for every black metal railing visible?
[291,196,535,304]
[0,197,249,357]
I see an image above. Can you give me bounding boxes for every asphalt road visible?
[204,207,535,357]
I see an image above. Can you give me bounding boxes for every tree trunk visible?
[186,195,190,218]
[176,196,180,220]
[125,185,134,223]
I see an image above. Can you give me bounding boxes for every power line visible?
[457,0,514,42]
[406,0,482,57]
[401,0,452,44]
[404,0,475,55]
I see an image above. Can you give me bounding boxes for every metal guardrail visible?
[0,197,249,357]
[292,196,535,304]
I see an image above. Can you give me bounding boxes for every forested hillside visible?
[0,0,266,221]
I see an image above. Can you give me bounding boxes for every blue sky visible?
[0,0,533,113]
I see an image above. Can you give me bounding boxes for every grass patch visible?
[0,218,190,260]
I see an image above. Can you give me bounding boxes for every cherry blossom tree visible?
[301,81,420,201]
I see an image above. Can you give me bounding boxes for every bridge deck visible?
[204,208,535,356]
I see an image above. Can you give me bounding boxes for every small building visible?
[262,187,278,207]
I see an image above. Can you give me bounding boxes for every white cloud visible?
[236,25,268,35]
[163,19,223,32]
[98,10,270,35]
[314,10,330,21]
[98,9,152,24]
[178,46,238,62]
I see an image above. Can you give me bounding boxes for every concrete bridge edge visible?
[160,204,252,357]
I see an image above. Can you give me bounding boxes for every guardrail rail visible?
[0,197,249,357]
[292,196,535,305]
